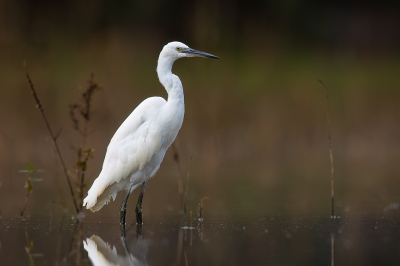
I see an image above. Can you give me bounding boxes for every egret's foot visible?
[135,205,143,224]
[120,210,127,226]
[120,221,127,238]
[120,221,126,235]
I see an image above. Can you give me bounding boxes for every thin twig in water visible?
[331,233,335,266]
[173,229,184,266]
[24,67,79,214]
[190,210,193,246]
[318,80,335,217]
[197,197,209,219]
[76,149,94,210]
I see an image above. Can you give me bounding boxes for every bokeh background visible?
[0,0,399,220]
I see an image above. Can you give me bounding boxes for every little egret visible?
[83,41,219,224]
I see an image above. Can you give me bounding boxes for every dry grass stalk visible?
[76,149,94,210]
[319,80,335,217]
[25,67,79,214]
[69,73,101,136]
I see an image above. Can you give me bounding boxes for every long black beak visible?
[183,48,219,59]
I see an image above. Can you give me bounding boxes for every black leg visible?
[135,181,147,224]
[120,184,134,226]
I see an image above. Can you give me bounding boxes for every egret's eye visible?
[176,47,182,51]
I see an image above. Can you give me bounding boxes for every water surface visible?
[1,214,399,265]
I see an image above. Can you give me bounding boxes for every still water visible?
[1,214,400,265]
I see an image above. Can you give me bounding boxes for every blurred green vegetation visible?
[0,0,399,219]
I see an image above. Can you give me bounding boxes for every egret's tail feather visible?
[83,191,118,212]
[83,175,138,212]
[83,188,117,212]
[83,176,115,212]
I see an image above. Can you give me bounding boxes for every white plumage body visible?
[84,95,183,211]
[83,41,218,213]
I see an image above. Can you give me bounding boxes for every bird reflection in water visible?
[84,224,146,266]
[84,220,209,265]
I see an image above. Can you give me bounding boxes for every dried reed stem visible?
[319,80,335,217]
[171,142,184,211]
[183,155,193,216]
[331,233,335,266]
[78,149,84,210]
[25,69,79,214]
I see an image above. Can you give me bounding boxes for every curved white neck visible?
[157,56,184,103]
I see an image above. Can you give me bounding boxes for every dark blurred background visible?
[0,0,399,219]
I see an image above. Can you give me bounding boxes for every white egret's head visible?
[160,41,219,60]
[157,41,219,90]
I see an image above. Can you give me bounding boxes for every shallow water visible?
[1,214,400,265]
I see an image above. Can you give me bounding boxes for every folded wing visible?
[83,97,165,211]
